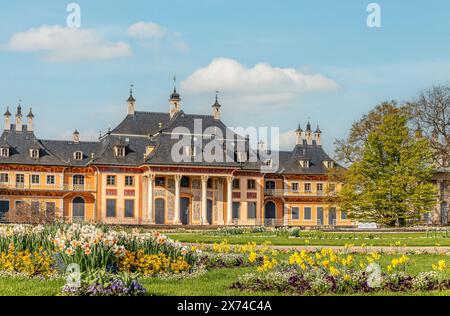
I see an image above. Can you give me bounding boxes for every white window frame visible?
[74,151,83,160]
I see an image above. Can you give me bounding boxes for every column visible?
[217,179,224,225]
[201,175,209,225]
[173,174,182,225]
[226,176,234,225]
[147,174,155,224]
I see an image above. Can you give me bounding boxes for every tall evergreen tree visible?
[339,112,437,226]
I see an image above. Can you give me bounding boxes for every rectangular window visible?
[125,176,134,186]
[292,207,300,220]
[207,179,213,189]
[292,183,299,192]
[47,175,55,185]
[304,183,311,193]
[180,177,190,188]
[106,175,116,186]
[232,202,240,219]
[247,202,257,219]
[247,179,256,190]
[304,207,312,220]
[233,179,240,189]
[73,175,85,185]
[16,174,24,183]
[0,173,8,183]
[341,210,348,220]
[106,199,116,218]
[317,183,323,193]
[125,199,134,218]
[155,177,165,187]
[31,175,40,185]
[31,201,40,217]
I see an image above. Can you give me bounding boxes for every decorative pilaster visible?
[173,174,182,225]
[226,176,234,225]
[217,178,224,225]
[201,175,209,225]
[148,174,155,224]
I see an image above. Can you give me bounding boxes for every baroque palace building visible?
[0,86,352,227]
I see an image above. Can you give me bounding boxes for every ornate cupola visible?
[212,91,221,120]
[314,125,322,145]
[127,85,136,116]
[3,107,11,131]
[15,104,23,132]
[27,108,34,132]
[295,124,303,145]
[305,121,313,145]
[73,129,80,143]
[169,77,181,119]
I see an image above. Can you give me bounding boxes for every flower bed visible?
[231,248,450,295]
[0,224,198,278]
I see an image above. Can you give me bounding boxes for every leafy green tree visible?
[339,112,437,227]
[334,101,412,166]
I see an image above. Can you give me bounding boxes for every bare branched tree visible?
[409,84,450,167]
[5,203,62,225]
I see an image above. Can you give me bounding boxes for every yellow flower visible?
[329,266,340,276]
[248,252,258,264]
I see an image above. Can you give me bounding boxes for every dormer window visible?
[299,159,310,168]
[115,146,126,157]
[30,149,39,159]
[0,148,9,157]
[236,152,247,163]
[324,160,334,169]
[74,151,83,160]
[265,159,273,167]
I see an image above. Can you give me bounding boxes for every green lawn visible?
[165,231,450,247]
[0,254,448,296]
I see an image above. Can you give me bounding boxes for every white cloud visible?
[127,22,167,39]
[181,58,339,102]
[127,21,189,53]
[7,25,132,62]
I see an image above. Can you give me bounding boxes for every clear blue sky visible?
[0,0,449,154]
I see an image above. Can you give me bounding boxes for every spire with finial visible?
[295,124,304,145]
[15,101,23,132]
[314,125,322,145]
[305,120,313,145]
[4,107,11,117]
[127,84,136,115]
[306,121,312,132]
[212,90,222,120]
[3,107,11,132]
[127,84,135,103]
[169,76,181,118]
[27,108,35,132]
[73,129,80,143]
[170,76,181,101]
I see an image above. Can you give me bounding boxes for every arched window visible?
[74,151,83,160]
[30,149,39,159]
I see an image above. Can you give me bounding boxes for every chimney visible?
[314,125,322,146]
[212,91,221,120]
[295,124,303,145]
[15,104,23,132]
[3,107,11,131]
[73,129,80,143]
[127,85,135,115]
[27,108,34,132]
